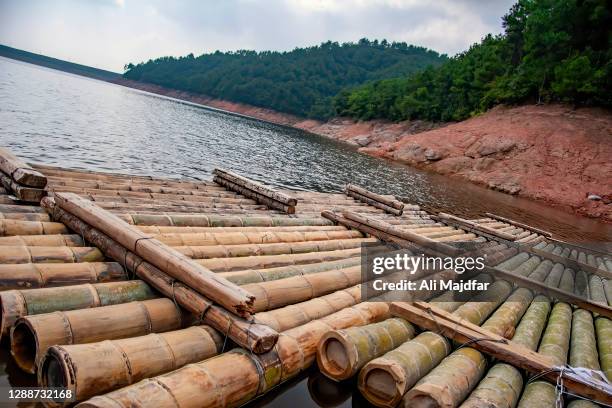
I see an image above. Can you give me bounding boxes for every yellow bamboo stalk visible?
[0,219,68,236]
[78,302,391,408]
[0,262,127,291]
[0,245,104,264]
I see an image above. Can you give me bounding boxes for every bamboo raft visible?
[0,147,610,407]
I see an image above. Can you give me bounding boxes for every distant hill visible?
[0,44,120,81]
[123,39,446,119]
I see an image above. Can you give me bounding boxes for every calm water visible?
[0,56,610,406]
[1,57,610,244]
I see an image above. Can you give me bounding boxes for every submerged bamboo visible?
[52,193,255,316]
[0,280,157,337]
[44,203,278,353]
[40,326,223,406]
[0,147,47,187]
[10,298,185,373]
[0,262,127,291]
[77,302,391,408]
[317,318,415,381]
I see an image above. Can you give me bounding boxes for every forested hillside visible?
[0,44,120,81]
[334,0,611,122]
[123,40,445,118]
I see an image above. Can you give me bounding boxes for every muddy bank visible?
[115,79,611,222]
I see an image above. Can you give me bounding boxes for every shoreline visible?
[114,78,611,223]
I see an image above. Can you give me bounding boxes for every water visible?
[0,56,610,406]
[1,57,610,243]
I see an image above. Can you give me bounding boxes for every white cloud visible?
[0,0,516,72]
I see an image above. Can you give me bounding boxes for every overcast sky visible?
[0,0,516,72]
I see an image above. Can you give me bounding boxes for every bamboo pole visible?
[0,234,84,246]
[460,296,552,408]
[0,280,157,337]
[219,257,361,285]
[567,401,601,408]
[137,224,347,234]
[345,189,403,216]
[345,185,403,210]
[151,229,363,247]
[595,316,612,380]
[213,169,297,206]
[119,212,333,227]
[538,302,572,366]
[317,318,415,381]
[0,245,104,264]
[570,309,600,370]
[402,347,487,408]
[198,247,362,272]
[40,326,223,406]
[52,193,256,317]
[244,266,361,312]
[253,285,362,331]
[0,147,47,187]
[0,212,51,221]
[10,298,186,373]
[0,262,127,291]
[511,295,551,351]
[43,203,278,353]
[0,203,46,213]
[76,302,390,408]
[0,219,68,236]
[0,173,46,202]
[516,381,558,408]
[171,238,373,259]
[213,175,295,213]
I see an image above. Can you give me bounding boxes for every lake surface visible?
[0,56,610,406]
[1,57,610,244]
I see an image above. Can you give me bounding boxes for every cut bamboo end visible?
[10,298,185,373]
[39,326,224,406]
[316,318,415,381]
[0,147,47,188]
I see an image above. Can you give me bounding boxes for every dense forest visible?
[0,44,120,81]
[125,0,611,123]
[123,40,445,118]
[335,0,612,122]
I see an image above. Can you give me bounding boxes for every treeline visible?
[335,0,612,122]
[0,44,120,81]
[123,40,445,118]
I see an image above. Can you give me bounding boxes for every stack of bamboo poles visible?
[0,158,609,408]
[0,148,47,202]
[345,184,404,216]
[213,168,298,213]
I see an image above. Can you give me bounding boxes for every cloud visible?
[0,0,516,72]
